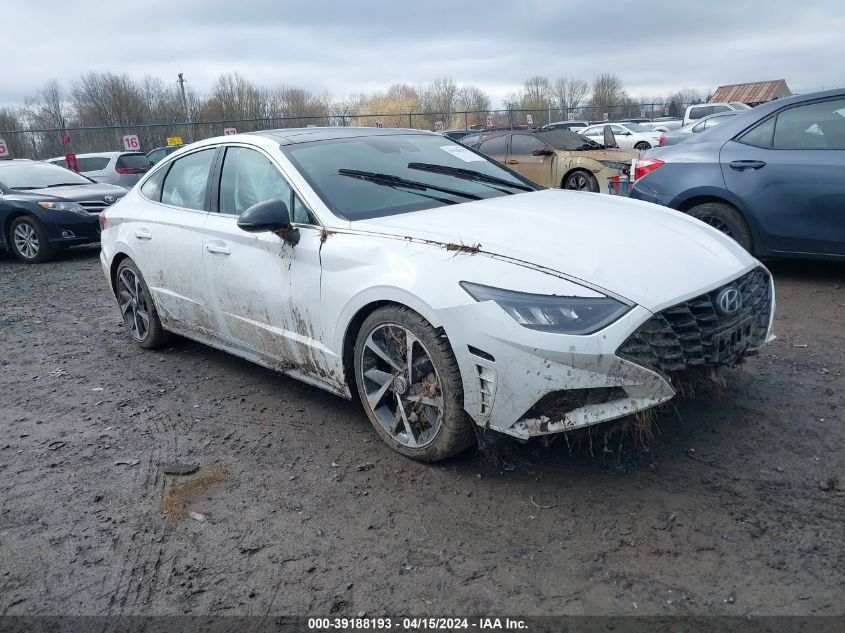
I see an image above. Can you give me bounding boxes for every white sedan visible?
[99,128,775,461]
[580,122,664,150]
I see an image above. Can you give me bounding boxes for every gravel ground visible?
[1,247,843,616]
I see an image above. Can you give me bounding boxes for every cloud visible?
[2,0,842,108]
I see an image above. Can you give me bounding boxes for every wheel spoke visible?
[364,369,393,409]
[405,333,417,383]
[395,393,418,447]
[365,333,403,371]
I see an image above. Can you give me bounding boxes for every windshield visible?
[0,162,92,189]
[283,133,535,220]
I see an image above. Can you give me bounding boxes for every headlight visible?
[38,201,87,216]
[460,281,631,335]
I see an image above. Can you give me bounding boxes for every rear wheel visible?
[686,202,753,252]
[9,216,54,263]
[634,141,651,150]
[115,259,169,349]
[563,170,599,192]
[353,306,474,461]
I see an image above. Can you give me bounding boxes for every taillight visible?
[658,134,666,146]
[116,167,129,174]
[634,158,665,181]
[98,213,107,231]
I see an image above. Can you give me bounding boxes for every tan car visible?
[461,129,637,193]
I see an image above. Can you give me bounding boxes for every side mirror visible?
[237,198,300,246]
[532,148,554,156]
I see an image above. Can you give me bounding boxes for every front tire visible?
[353,306,474,461]
[634,141,651,150]
[686,202,753,252]
[9,216,54,263]
[563,170,599,192]
[115,259,169,349]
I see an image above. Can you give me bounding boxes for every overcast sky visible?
[3,0,842,108]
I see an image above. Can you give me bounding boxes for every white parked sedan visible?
[99,128,775,461]
[580,122,664,150]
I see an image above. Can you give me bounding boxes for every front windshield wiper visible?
[407,163,534,193]
[337,169,481,201]
[46,182,88,188]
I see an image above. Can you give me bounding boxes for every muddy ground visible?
[0,247,843,617]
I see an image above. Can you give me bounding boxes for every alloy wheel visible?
[359,323,445,449]
[13,222,40,260]
[699,215,735,239]
[117,267,150,341]
[566,174,590,190]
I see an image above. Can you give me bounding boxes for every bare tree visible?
[552,77,589,115]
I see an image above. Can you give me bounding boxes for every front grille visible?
[78,201,107,214]
[617,268,772,377]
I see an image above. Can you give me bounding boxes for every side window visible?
[773,98,845,150]
[689,106,712,120]
[292,193,315,224]
[712,105,731,114]
[611,125,627,135]
[478,135,508,155]
[160,149,216,211]
[140,168,166,202]
[218,147,292,217]
[147,149,165,165]
[509,134,547,154]
[738,117,776,149]
[692,121,707,133]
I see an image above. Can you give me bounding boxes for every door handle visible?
[729,160,766,171]
[506,159,520,164]
[134,229,152,240]
[205,242,231,256]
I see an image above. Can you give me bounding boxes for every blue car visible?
[630,89,845,259]
[0,160,126,263]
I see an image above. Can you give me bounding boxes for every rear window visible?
[117,153,152,172]
[78,157,110,171]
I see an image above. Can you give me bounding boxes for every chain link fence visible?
[0,103,691,161]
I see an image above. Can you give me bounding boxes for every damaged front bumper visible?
[440,267,775,440]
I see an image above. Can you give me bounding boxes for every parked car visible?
[440,130,476,142]
[541,120,590,132]
[461,129,636,192]
[100,127,774,461]
[47,152,151,188]
[146,145,183,165]
[683,102,751,126]
[631,89,845,258]
[580,122,663,150]
[0,160,126,262]
[658,112,740,146]
[649,117,684,131]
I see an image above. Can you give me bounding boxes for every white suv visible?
[683,102,751,126]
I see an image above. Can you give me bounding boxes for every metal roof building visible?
[710,80,792,105]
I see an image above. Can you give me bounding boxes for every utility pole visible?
[177,73,194,142]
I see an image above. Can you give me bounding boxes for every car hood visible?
[354,189,757,311]
[18,183,127,202]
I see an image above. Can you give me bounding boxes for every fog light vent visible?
[477,364,496,416]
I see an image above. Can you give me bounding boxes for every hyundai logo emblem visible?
[716,287,743,314]
[104,195,115,204]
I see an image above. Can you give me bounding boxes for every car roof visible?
[245,126,435,146]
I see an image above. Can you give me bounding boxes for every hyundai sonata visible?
[99,128,775,461]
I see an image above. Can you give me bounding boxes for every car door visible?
[720,96,845,256]
[129,147,218,332]
[201,144,330,383]
[505,133,555,186]
[609,125,635,148]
